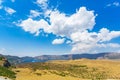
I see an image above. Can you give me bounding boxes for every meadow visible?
[14,59,120,80]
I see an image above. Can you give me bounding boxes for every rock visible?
[2,60,11,68]
[0,76,11,80]
[0,57,11,68]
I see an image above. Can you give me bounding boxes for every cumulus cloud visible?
[70,28,120,53]
[17,0,120,54]
[71,42,120,54]
[48,7,96,37]
[18,18,49,36]
[29,10,41,18]
[107,2,120,7]
[52,38,65,45]
[18,7,96,37]
[17,7,97,53]
[98,28,120,42]
[4,7,16,15]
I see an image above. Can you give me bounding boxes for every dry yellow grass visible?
[13,59,120,80]
[14,68,87,80]
[0,61,4,66]
[51,59,120,79]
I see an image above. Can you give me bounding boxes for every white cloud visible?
[70,28,120,44]
[70,31,98,44]
[52,38,65,45]
[71,43,120,54]
[17,5,120,54]
[48,7,96,37]
[29,10,41,18]
[98,43,120,48]
[36,0,48,9]
[107,2,120,7]
[70,28,120,53]
[17,6,97,52]
[71,43,94,53]
[18,18,49,36]
[18,7,96,37]
[96,43,120,53]
[4,7,16,15]
[98,28,120,42]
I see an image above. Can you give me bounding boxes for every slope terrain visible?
[0,57,16,80]
[14,59,120,80]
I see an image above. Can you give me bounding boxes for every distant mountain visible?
[97,52,120,59]
[0,52,120,64]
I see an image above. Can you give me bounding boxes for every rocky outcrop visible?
[0,57,11,68]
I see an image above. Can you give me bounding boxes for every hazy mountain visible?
[97,52,120,59]
[0,52,120,64]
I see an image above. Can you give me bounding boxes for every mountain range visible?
[0,52,120,64]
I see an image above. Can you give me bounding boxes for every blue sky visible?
[0,0,120,56]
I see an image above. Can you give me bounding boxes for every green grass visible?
[0,66,16,79]
[0,57,3,60]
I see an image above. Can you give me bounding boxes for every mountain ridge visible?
[0,52,120,64]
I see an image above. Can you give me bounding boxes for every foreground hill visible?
[14,59,120,80]
[1,52,120,64]
[0,56,16,79]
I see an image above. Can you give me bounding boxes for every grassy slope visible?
[14,68,84,80]
[0,66,16,79]
[0,59,16,79]
[15,59,120,80]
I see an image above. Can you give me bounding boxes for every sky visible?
[0,0,120,56]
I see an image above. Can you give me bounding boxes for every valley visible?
[1,55,120,80]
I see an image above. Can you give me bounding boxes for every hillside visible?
[0,56,16,80]
[1,55,120,80]
[15,59,120,80]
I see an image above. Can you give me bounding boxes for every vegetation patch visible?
[35,73,42,76]
[17,62,109,79]
[0,66,16,79]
